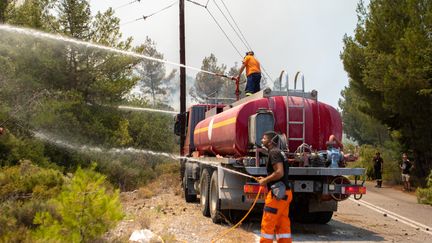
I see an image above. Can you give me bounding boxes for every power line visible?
[260,66,274,84]
[185,0,243,58]
[116,0,274,81]
[205,8,243,58]
[218,0,273,81]
[212,0,249,51]
[220,0,252,51]
[114,0,141,11]
[121,1,178,26]
[186,0,206,8]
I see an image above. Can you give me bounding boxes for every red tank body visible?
[193,96,342,156]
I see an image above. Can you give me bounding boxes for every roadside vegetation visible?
[416,171,432,205]
[0,0,181,241]
[340,0,431,205]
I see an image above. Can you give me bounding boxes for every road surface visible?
[107,176,432,243]
[282,181,432,242]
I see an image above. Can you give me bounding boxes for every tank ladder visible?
[287,71,306,151]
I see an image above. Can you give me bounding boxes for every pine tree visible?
[340,0,432,184]
[190,53,227,102]
[34,165,123,242]
[136,37,176,106]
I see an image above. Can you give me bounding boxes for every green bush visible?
[0,160,64,201]
[33,164,123,243]
[155,160,179,175]
[0,161,64,242]
[416,170,432,205]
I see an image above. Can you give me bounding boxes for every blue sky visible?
[91,0,365,110]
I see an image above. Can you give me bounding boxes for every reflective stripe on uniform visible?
[260,233,274,239]
[263,206,278,214]
[276,233,292,239]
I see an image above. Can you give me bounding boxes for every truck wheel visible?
[183,170,197,203]
[314,211,333,224]
[209,170,223,223]
[180,159,186,185]
[200,169,211,217]
[290,201,316,223]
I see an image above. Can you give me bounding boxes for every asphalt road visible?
[285,181,432,242]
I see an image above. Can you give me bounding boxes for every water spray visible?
[0,24,236,80]
[117,106,178,115]
[35,131,256,180]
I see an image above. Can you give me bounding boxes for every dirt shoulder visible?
[105,173,258,243]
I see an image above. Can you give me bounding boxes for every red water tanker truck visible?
[175,75,366,224]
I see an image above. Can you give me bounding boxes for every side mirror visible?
[174,114,181,136]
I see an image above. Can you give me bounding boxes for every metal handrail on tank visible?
[295,71,306,147]
[279,70,290,147]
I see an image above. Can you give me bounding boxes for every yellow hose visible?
[211,186,263,243]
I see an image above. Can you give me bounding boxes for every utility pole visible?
[179,0,186,156]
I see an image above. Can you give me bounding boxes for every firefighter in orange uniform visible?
[257,131,292,243]
[236,51,262,96]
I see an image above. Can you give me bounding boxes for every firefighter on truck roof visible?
[236,51,262,96]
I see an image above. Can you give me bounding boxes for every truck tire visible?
[209,170,223,223]
[180,159,186,185]
[200,169,211,217]
[314,211,333,224]
[290,200,316,223]
[183,170,197,203]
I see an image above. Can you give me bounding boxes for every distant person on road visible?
[400,153,413,191]
[373,152,384,188]
[258,131,292,243]
[237,51,261,96]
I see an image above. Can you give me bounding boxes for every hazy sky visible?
[91,0,365,109]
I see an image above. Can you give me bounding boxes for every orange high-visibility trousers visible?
[260,189,293,243]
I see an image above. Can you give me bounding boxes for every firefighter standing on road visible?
[373,152,384,188]
[257,131,292,243]
[237,51,261,96]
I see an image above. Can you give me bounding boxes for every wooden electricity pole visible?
[179,0,186,155]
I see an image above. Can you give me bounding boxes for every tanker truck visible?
[174,74,366,224]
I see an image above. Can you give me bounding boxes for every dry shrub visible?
[137,187,154,199]
[137,212,152,229]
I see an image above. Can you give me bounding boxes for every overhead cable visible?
[220,0,252,50]
[205,8,243,58]
[260,66,274,83]
[121,1,178,26]
[114,0,141,11]
[218,0,273,81]
[186,0,207,8]
[186,0,243,58]
[212,0,249,51]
